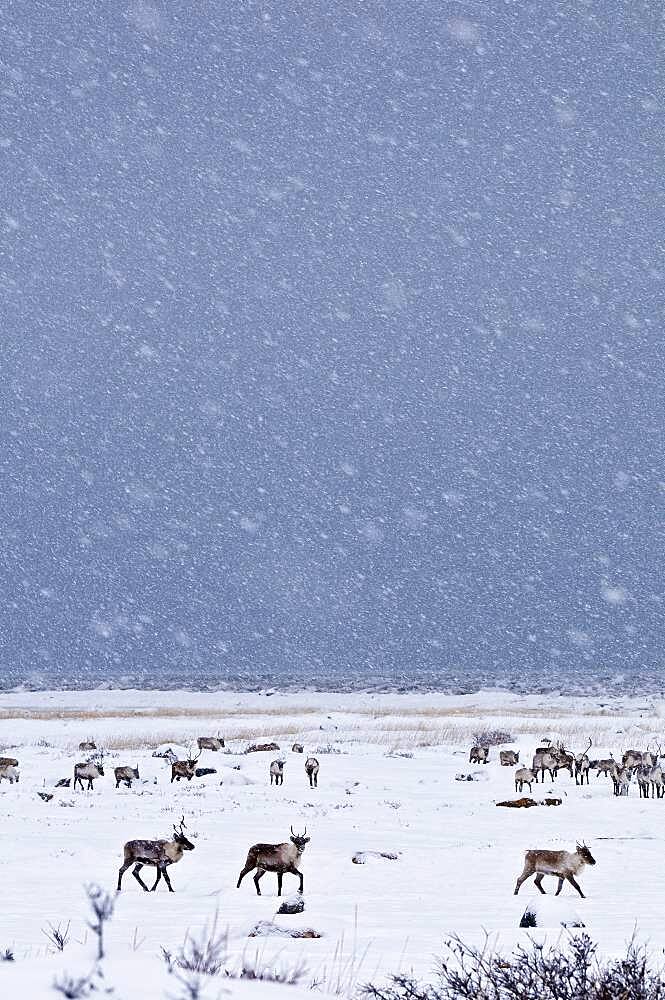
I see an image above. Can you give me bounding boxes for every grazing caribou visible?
[622,749,644,771]
[270,760,285,785]
[115,765,140,789]
[237,826,310,896]
[305,757,320,788]
[117,816,195,892]
[74,760,104,790]
[594,756,615,778]
[469,746,489,764]
[79,741,97,752]
[514,843,596,898]
[531,749,559,783]
[197,736,224,751]
[500,750,520,766]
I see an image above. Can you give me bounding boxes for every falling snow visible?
[1,4,663,693]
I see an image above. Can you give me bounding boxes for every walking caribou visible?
[117,816,195,892]
[237,826,310,896]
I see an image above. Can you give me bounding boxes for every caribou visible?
[622,749,644,770]
[270,760,285,785]
[171,751,201,783]
[514,767,536,793]
[594,756,615,778]
[531,749,559,783]
[611,762,632,797]
[79,740,97,752]
[117,816,195,892]
[197,736,224,751]
[514,843,596,898]
[237,826,310,896]
[574,738,592,786]
[469,746,489,764]
[305,757,320,788]
[114,765,140,789]
[552,742,575,778]
[74,759,104,790]
[500,750,519,766]
[0,763,19,784]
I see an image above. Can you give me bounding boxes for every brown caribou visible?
[171,750,201,783]
[114,765,140,789]
[514,843,596,898]
[237,826,310,896]
[305,757,320,788]
[117,816,195,892]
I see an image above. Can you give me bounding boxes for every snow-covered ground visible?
[1,689,665,998]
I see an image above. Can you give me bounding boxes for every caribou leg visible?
[117,861,132,890]
[277,871,283,896]
[566,874,585,898]
[161,866,174,892]
[253,868,266,895]
[132,863,151,891]
[288,864,304,892]
[237,864,254,888]
[533,873,546,894]
[514,865,533,895]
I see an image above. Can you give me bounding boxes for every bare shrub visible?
[175,927,226,976]
[362,933,665,1000]
[237,960,306,984]
[472,729,513,747]
[84,884,114,962]
[42,920,71,952]
[52,972,93,999]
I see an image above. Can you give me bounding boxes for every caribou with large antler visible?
[117,816,195,892]
[237,826,310,896]
[170,748,201,783]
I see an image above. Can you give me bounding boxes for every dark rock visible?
[277,892,305,914]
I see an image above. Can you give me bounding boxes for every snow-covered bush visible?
[472,729,513,747]
[363,933,665,1000]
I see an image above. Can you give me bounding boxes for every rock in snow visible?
[352,850,401,864]
[277,891,305,914]
[520,896,586,929]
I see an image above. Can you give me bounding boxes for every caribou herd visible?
[11,725,665,901]
[0,734,322,895]
[469,735,665,800]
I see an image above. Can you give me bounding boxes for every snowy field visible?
[2,688,665,998]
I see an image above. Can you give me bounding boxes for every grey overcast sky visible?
[1,2,663,691]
